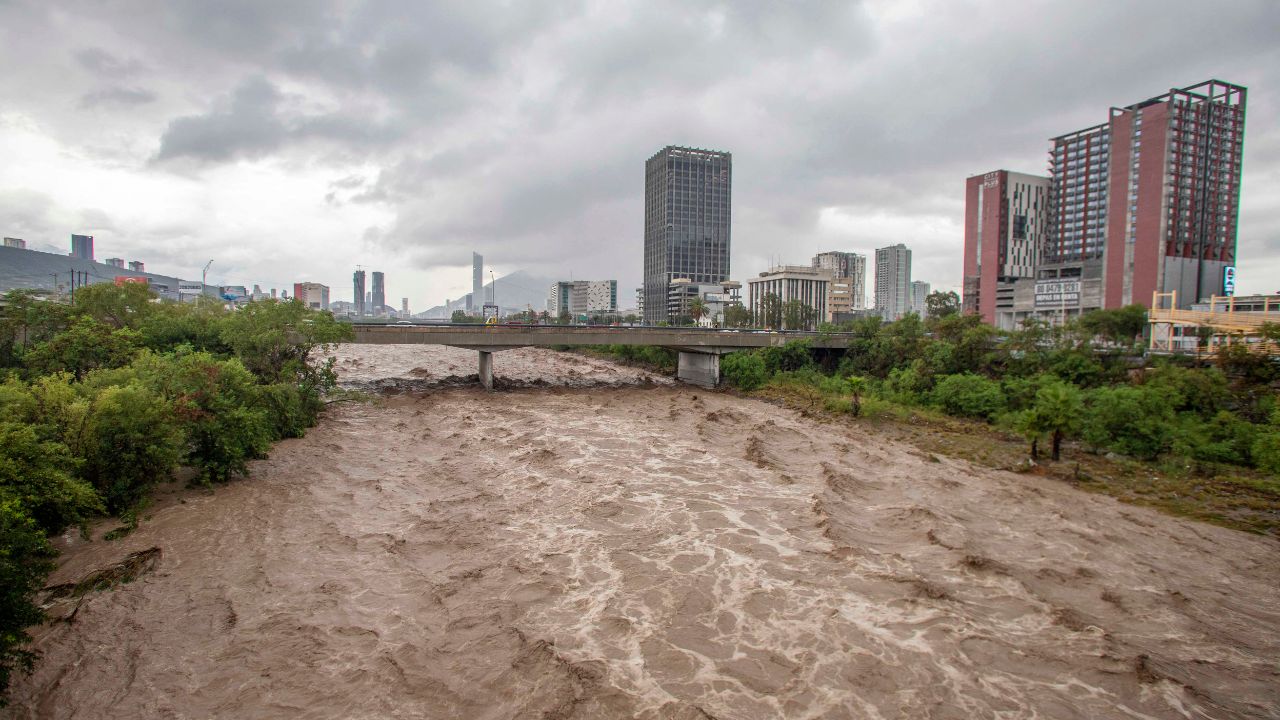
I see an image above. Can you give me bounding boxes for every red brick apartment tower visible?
[963,170,1049,324]
[1047,122,1112,269]
[1104,80,1245,308]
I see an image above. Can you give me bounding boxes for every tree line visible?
[0,283,351,701]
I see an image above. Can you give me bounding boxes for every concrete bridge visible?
[350,324,854,388]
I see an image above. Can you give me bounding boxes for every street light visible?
[490,269,495,307]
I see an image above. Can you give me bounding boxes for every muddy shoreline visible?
[7,345,1278,718]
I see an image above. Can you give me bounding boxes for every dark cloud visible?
[2,0,1279,305]
[154,76,288,162]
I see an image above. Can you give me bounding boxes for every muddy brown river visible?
[7,345,1279,718]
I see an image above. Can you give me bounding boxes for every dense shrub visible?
[759,340,813,375]
[0,423,101,534]
[721,352,768,391]
[1081,386,1176,460]
[931,373,1005,420]
[0,500,56,703]
[1251,430,1280,475]
[136,350,272,483]
[1143,365,1232,418]
[22,316,140,381]
[79,384,183,512]
[258,382,324,439]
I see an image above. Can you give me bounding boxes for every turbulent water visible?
[8,345,1279,719]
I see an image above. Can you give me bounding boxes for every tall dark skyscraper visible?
[470,252,483,311]
[353,269,366,317]
[643,146,731,324]
[70,234,94,261]
[371,271,385,311]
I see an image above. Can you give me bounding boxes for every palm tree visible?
[689,297,708,326]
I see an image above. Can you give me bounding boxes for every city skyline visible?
[1,3,1277,312]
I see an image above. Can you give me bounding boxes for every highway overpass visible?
[351,324,854,388]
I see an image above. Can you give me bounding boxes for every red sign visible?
[114,276,149,286]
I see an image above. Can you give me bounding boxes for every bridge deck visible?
[350,324,853,350]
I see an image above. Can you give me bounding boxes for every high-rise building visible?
[875,244,912,320]
[1045,80,1246,311]
[587,280,617,313]
[548,279,618,318]
[963,170,1051,326]
[105,258,125,268]
[353,270,366,317]
[812,250,867,311]
[128,260,144,272]
[402,298,410,316]
[371,271,386,313]
[471,253,483,311]
[643,146,732,324]
[911,281,931,317]
[70,234,94,261]
[293,282,330,310]
[2,237,25,249]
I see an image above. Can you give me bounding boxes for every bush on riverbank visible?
[0,284,350,701]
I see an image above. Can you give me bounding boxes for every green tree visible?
[1077,305,1147,346]
[69,281,158,329]
[1081,386,1175,460]
[781,299,816,330]
[1029,381,1083,461]
[688,297,708,325]
[135,351,272,483]
[0,423,101,534]
[925,290,960,319]
[760,340,812,375]
[931,373,1005,420]
[757,293,782,329]
[845,375,867,417]
[0,290,72,368]
[218,299,351,385]
[722,304,751,328]
[721,352,768,391]
[78,384,183,512]
[0,500,56,703]
[23,316,141,381]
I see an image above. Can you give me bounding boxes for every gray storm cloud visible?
[0,0,1277,302]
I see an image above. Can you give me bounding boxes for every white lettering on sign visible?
[1034,280,1081,308]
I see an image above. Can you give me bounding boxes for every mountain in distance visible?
[416,269,558,318]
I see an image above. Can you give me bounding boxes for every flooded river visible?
[8,345,1279,718]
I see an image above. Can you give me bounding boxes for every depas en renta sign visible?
[1034,279,1081,308]
[1223,266,1236,296]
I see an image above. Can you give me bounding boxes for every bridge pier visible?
[478,350,494,390]
[677,351,720,388]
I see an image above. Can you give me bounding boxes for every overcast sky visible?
[1,0,1277,311]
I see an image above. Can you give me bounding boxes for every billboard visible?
[1034,279,1081,308]
[114,276,148,286]
[1223,266,1236,296]
[178,282,204,296]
